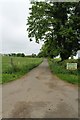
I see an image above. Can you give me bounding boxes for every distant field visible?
[2,56,43,84]
[49,58,79,84]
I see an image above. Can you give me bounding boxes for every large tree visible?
[27,1,80,61]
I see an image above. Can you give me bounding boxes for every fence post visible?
[10,57,14,72]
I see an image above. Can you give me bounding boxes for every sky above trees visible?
[0,0,43,55]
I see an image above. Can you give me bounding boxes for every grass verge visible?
[48,58,79,84]
[2,56,43,84]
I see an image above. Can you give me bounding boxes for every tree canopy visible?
[27,1,80,61]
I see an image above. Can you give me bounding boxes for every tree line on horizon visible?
[2,53,37,58]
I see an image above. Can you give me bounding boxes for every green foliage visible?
[31,53,36,57]
[27,2,80,60]
[48,59,79,84]
[2,56,43,84]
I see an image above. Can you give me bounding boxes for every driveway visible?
[2,59,78,118]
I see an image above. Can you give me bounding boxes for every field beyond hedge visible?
[49,58,79,84]
[2,56,43,84]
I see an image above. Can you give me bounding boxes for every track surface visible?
[2,59,78,118]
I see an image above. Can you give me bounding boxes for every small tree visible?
[32,53,36,58]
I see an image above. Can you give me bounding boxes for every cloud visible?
[0,0,43,55]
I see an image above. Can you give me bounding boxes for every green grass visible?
[48,58,79,84]
[1,56,43,84]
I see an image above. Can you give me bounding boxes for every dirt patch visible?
[36,76,40,80]
[45,102,77,118]
[27,88,31,92]
[11,101,31,118]
[10,101,47,118]
[45,82,55,89]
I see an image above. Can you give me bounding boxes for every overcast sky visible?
[0,0,43,55]
[0,0,79,58]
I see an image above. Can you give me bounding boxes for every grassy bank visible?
[49,58,79,84]
[1,56,43,84]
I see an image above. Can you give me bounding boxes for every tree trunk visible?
[60,52,70,61]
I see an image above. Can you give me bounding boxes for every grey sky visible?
[0,0,43,55]
[0,0,79,58]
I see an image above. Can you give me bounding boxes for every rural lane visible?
[2,59,78,118]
